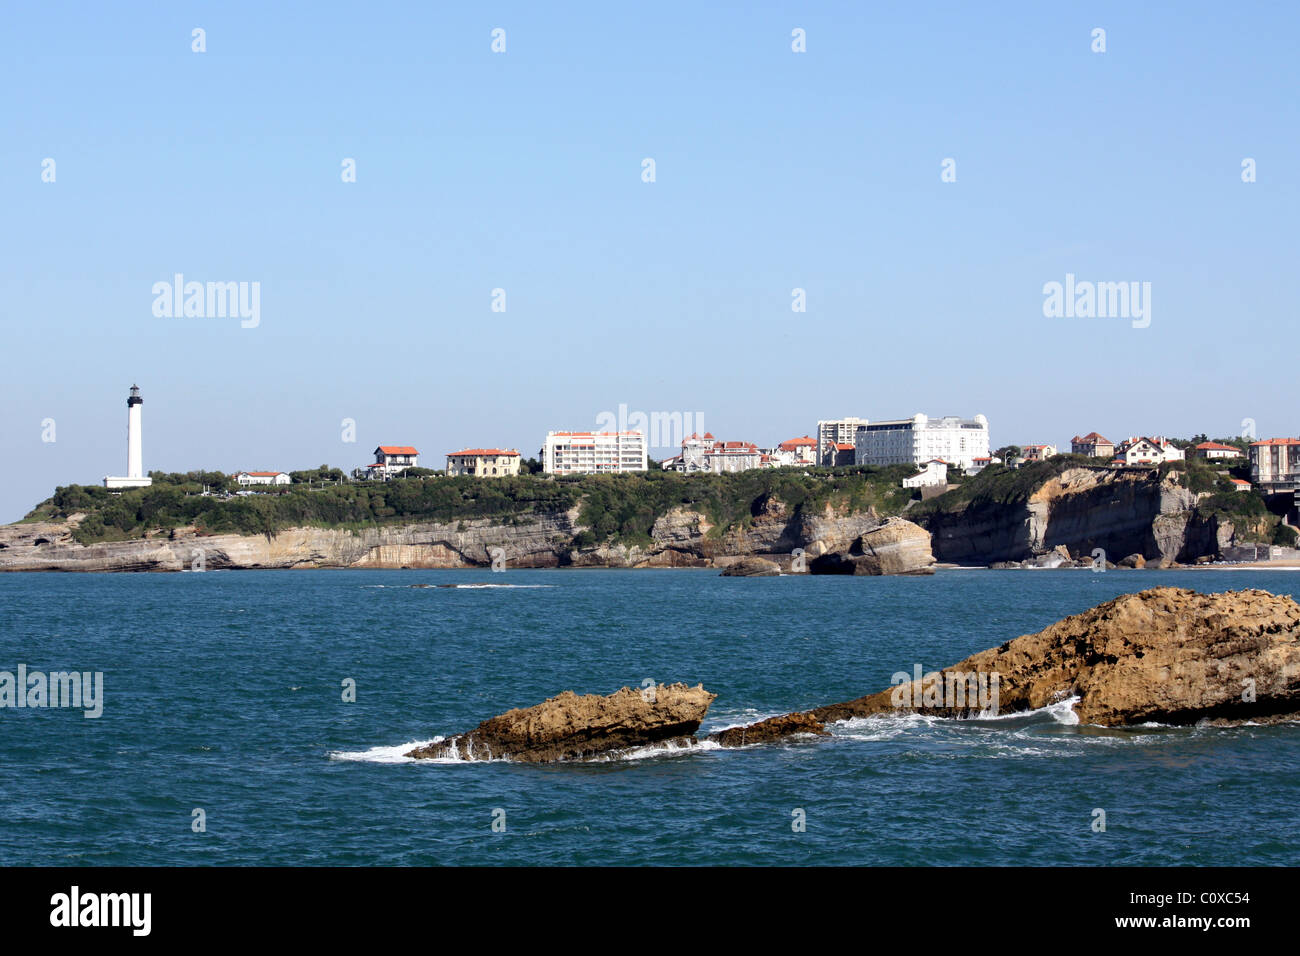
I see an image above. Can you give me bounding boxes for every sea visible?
[1,567,1297,866]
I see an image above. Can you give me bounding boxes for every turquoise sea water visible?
[1,568,1297,866]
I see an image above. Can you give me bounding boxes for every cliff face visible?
[0,499,934,573]
[917,466,1234,565]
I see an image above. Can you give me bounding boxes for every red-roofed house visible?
[1021,443,1059,462]
[1070,432,1115,458]
[1113,436,1184,466]
[765,435,817,467]
[234,471,290,486]
[446,448,521,477]
[367,445,419,479]
[1191,441,1245,460]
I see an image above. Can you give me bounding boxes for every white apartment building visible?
[543,431,647,475]
[817,418,870,466]
[853,413,990,471]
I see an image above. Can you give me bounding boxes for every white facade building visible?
[1113,436,1184,466]
[543,431,647,475]
[817,418,870,466]
[853,413,990,471]
[234,471,291,486]
[903,459,949,488]
[103,384,153,489]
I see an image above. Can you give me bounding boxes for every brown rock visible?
[406,683,716,762]
[809,587,1300,727]
[719,557,781,577]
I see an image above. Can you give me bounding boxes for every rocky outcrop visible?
[719,557,781,577]
[808,517,937,575]
[804,587,1300,727]
[0,499,934,573]
[917,466,1236,566]
[406,683,716,762]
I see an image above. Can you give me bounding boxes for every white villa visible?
[903,459,949,488]
[1113,437,1184,466]
[234,471,290,486]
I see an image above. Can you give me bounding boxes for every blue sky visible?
[2,1,1296,521]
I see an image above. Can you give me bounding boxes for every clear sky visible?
[2,1,1296,521]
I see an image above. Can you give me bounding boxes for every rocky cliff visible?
[916,466,1235,566]
[0,498,935,573]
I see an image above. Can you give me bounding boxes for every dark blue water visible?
[1,568,1297,865]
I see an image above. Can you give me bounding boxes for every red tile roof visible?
[376,446,419,455]
[1072,432,1113,445]
[240,471,284,477]
[1250,438,1300,446]
[835,442,854,451]
[1194,442,1242,452]
[778,436,816,450]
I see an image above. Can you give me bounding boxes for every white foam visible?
[329,738,445,763]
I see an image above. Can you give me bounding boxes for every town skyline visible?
[3,3,1296,521]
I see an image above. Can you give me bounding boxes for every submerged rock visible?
[406,683,716,762]
[708,711,829,746]
[719,557,781,577]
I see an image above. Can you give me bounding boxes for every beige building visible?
[1250,438,1300,491]
[1070,432,1115,458]
[446,449,521,477]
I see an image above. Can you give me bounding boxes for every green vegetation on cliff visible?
[34,465,917,547]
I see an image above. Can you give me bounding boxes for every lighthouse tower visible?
[103,385,154,489]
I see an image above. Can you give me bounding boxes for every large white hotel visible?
[853,413,990,471]
[543,431,648,475]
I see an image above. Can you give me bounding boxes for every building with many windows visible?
[1191,441,1245,460]
[543,431,647,475]
[446,449,521,477]
[1113,437,1183,466]
[816,418,870,466]
[853,413,990,471]
[1249,438,1300,492]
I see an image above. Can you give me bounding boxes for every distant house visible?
[671,434,765,473]
[367,445,419,479]
[1249,438,1300,493]
[446,448,520,477]
[774,435,817,466]
[831,442,856,467]
[967,455,998,475]
[1230,479,1253,492]
[1191,441,1245,460]
[1071,432,1115,458]
[234,471,290,487]
[1113,436,1184,466]
[903,459,948,488]
[1021,443,1058,462]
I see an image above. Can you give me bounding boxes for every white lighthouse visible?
[103,384,154,489]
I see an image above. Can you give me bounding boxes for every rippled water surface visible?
[1,568,1297,865]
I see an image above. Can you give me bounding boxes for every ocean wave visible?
[328,738,446,763]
